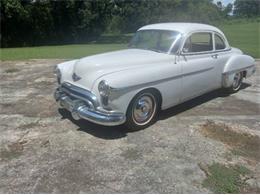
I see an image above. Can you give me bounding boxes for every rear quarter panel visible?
[222,53,255,87]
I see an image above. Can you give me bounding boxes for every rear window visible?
[215,34,226,50]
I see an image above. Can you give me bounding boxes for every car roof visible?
[139,23,224,36]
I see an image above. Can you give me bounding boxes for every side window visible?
[183,32,213,53]
[215,34,226,50]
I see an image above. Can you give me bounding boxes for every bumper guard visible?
[54,87,125,126]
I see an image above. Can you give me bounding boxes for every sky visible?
[214,0,235,6]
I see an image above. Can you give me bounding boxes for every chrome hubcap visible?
[233,72,242,90]
[132,94,156,125]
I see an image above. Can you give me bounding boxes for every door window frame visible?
[178,30,231,56]
[213,32,227,51]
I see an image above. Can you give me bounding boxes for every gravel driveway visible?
[0,59,259,193]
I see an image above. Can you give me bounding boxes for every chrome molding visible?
[110,67,214,94]
[181,48,232,56]
[54,86,126,126]
[76,106,125,126]
[222,64,255,75]
[72,72,82,82]
[60,82,99,108]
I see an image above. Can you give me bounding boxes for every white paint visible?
[57,23,256,115]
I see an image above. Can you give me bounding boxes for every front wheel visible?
[226,72,243,93]
[125,90,160,131]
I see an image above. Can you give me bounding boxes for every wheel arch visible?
[222,54,255,88]
[126,87,163,112]
[125,87,162,130]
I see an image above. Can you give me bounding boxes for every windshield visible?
[128,30,181,54]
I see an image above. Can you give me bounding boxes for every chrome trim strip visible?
[111,67,214,92]
[222,64,255,75]
[60,82,99,107]
[76,106,125,126]
[178,29,231,56]
[181,48,231,56]
[182,67,214,77]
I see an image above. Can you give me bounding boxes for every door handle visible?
[211,54,218,59]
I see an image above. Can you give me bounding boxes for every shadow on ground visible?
[58,83,251,139]
[59,109,128,140]
[160,83,250,120]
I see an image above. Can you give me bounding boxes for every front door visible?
[179,32,218,101]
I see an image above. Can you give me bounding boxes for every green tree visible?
[1,0,231,47]
[1,0,113,47]
[223,3,233,17]
[233,0,260,17]
[1,0,31,47]
[108,0,223,33]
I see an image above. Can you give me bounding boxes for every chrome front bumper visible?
[54,83,125,126]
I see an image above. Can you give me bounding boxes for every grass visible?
[0,21,259,60]
[0,44,126,61]
[199,121,260,193]
[201,163,251,193]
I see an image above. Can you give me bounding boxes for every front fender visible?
[92,60,181,114]
[222,54,255,88]
[57,60,77,83]
[92,68,163,114]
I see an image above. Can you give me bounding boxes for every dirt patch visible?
[200,120,260,161]
[5,68,20,73]
[0,141,26,160]
[0,97,59,117]
[18,121,41,130]
[120,148,142,160]
[0,59,259,193]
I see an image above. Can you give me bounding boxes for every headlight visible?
[98,80,110,97]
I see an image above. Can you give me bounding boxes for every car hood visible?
[67,49,170,90]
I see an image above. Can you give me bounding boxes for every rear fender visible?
[222,54,255,88]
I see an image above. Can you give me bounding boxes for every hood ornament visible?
[72,72,81,82]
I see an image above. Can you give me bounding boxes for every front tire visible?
[226,72,243,93]
[125,90,160,131]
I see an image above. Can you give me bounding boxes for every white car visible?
[54,23,256,130]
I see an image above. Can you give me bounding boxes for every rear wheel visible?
[227,72,243,93]
[125,90,160,130]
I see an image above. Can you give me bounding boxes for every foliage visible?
[0,0,229,47]
[107,0,224,33]
[1,0,113,47]
[0,0,258,48]
[233,0,260,18]
[1,21,259,60]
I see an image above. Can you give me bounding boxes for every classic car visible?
[54,23,256,130]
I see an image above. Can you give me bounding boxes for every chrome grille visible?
[60,82,99,108]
